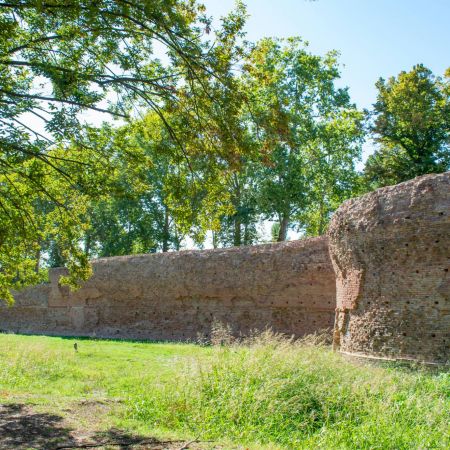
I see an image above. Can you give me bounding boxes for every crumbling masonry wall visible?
[328,172,450,365]
[2,173,449,364]
[0,237,336,340]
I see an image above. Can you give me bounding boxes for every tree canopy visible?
[242,38,364,240]
[0,0,248,302]
[365,64,450,187]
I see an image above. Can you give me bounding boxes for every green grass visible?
[0,332,448,449]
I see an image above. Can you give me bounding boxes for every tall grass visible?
[126,331,449,449]
[0,333,448,449]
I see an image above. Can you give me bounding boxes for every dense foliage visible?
[0,0,247,301]
[365,65,450,187]
[242,38,364,240]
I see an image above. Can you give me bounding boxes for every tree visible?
[212,164,260,248]
[103,112,234,254]
[0,0,248,302]
[68,110,239,258]
[75,121,174,258]
[365,65,450,187]
[243,38,363,240]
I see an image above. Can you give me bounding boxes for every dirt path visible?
[0,403,216,450]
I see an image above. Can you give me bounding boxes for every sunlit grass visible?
[0,332,448,449]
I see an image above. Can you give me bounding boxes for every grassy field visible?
[0,332,448,449]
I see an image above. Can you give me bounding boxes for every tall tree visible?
[365,65,450,187]
[243,38,363,240]
[0,0,248,302]
[72,110,238,258]
[212,163,260,248]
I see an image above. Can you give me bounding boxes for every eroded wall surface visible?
[0,237,336,340]
[328,172,450,364]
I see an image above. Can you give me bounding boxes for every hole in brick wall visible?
[405,216,411,219]
[402,332,407,336]
[435,301,439,305]
[406,301,410,304]
[445,268,448,272]
[435,240,440,243]
[416,270,419,273]
[405,243,409,247]
[438,212,444,216]
[431,334,436,337]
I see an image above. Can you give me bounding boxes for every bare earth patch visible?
[0,403,218,450]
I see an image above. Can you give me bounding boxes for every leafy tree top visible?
[365,64,450,187]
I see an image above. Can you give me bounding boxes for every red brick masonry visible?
[328,172,449,365]
[1,237,336,341]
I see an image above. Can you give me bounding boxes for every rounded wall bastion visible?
[328,172,450,365]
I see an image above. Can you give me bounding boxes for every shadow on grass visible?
[89,428,180,450]
[0,403,75,450]
[0,403,184,450]
[0,331,194,346]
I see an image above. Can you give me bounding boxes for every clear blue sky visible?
[204,0,450,113]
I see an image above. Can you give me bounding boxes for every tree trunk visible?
[243,222,249,245]
[212,231,218,249]
[173,224,180,251]
[317,198,325,235]
[84,234,91,257]
[277,215,289,242]
[34,247,41,273]
[233,216,242,247]
[162,207,169,252]
[232,172,242,247]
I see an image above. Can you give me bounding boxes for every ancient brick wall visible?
[328,172,450,365]
[0,237,336,340]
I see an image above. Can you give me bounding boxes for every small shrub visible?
[210,320,235,346]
